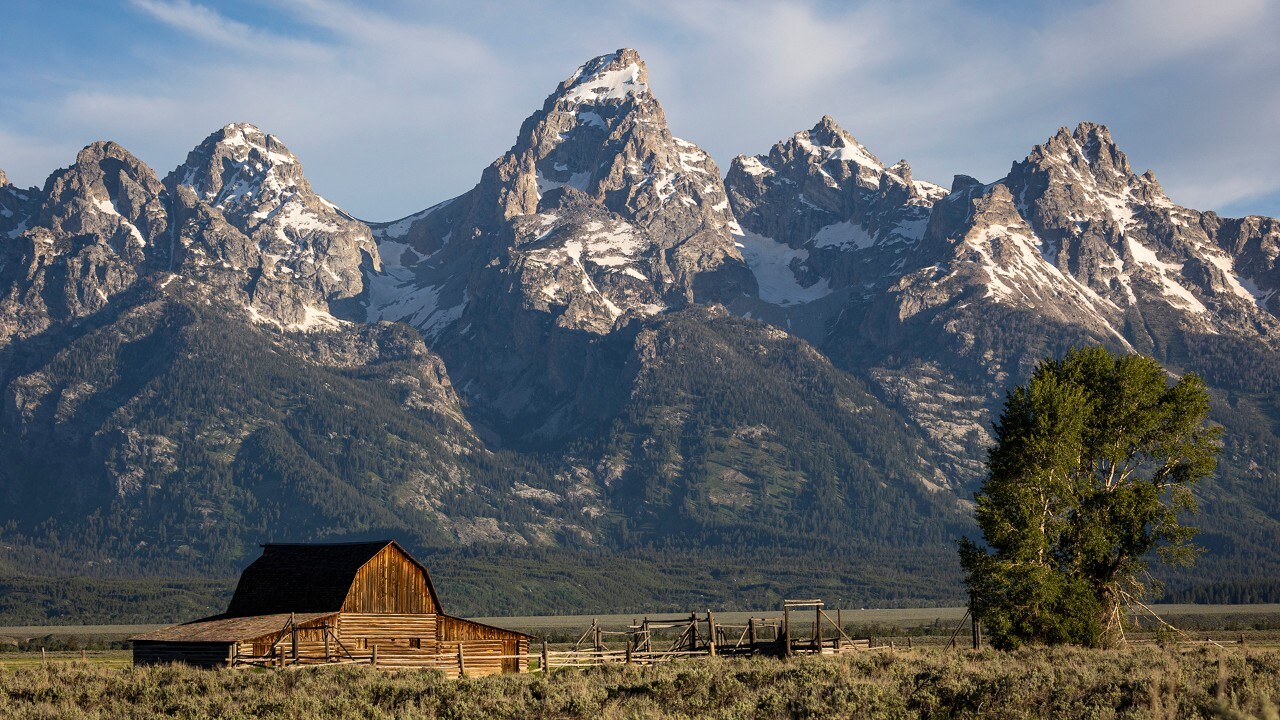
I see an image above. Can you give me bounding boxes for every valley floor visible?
[1,645,1278,719]
[7,603,1280,648]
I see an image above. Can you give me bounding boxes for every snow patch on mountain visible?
[564,56,648,104]
[1125,238,1208,314]
[736,229,832,305]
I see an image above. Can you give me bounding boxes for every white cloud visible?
[1,0,1278,219]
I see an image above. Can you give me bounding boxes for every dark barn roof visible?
[132,612,336,643]
[224,540,441,617]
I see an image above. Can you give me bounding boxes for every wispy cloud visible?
[1,0,1278,219]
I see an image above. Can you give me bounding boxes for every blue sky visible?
[2,0,1278,221]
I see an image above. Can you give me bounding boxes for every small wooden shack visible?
[132,540,532,675]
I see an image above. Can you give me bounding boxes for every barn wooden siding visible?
[439,615,528,673]
[342,613,529,675]
[341,546,437,614]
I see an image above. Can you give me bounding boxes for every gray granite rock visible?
[165,123,381,327]
[0,143,165,342]
[366,48,753,340]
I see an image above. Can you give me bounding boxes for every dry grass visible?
[1,645,1279,719]
[0,652,131,671]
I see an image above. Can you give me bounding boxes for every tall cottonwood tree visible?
[959,346,1220,648]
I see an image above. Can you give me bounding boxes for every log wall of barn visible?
[133,641,234,668]
[336,613,528,674]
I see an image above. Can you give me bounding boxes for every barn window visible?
[410,638,421,649]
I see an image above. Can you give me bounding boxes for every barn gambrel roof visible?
[223,540,442,617]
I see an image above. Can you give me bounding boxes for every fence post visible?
[541,640,549,675]
[783,606,792,657]
[457,644,466,678]
[41,647,46,665]
[227,644,236,668]
[707,610,717,657]
[625,638,633,664]
[815,605,822,652]
[748,618,757,650]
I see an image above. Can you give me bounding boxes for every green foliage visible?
[960,346,1221,649]
[580,310,967,548]
[0,576,231,626]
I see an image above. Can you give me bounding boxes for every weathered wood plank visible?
[341,545,437,614]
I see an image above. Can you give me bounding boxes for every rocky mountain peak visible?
[805,115,878,158]
[38,140,169,258]
[898,122,1280,356]
[1006,121,1175,240]
[723,118,949,319]
[0,168,39,238]
[885,160,913,184]
[789,116,885,189]
[161,123,379,327]
[167,122,311,220]
[499,47,739,239]
[0,141,169,341]
[1022,122,1137,191]
[367,48,752,342]
[552,48,650,107]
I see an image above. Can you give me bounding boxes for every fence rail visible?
[230,600,879,676]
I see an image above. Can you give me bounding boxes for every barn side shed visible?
[132,540,532,675]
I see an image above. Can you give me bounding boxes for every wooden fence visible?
[230,599,877,676]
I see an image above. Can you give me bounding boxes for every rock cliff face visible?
[722,116,947,336]
[165,123,380,327]
[0,124,383,345]
[366,49,754,337]
[726,120,1280,497]
[0,143,167,342]
[365,49,757,437]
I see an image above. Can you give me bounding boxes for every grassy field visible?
[1,645,1279,718]
[2,605,1280,717]
[0,651,131,670]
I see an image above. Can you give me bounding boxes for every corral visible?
[131,541,532,675]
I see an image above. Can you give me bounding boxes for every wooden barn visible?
[132,540,532,675]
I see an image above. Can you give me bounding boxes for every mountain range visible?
[2,49,1279,620]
